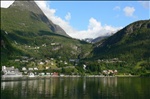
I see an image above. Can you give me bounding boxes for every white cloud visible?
[139,1,150,9]
[123,6,135,17]
[0,1,14,8]
[0,1,122,39]
[70,18,122,39]
[65,12,71,21]
[113,6,121,11]
[36,1,122,39]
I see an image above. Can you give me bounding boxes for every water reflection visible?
[1,77,150,99]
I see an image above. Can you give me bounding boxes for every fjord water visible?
[1,77,150,99]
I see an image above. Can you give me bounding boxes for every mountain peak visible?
[9,0,43,14]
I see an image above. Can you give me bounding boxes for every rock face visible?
[9,0,69,37]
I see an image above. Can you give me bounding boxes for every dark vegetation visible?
[92,20,150,75]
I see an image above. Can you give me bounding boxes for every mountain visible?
[92,19,150,74]
[91,36,109,43]
[1,0,92,70]
[83,36,109,44]
[1,0,149,75]
[1,0,69,37]
[83,38,94,43]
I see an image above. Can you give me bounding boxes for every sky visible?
[1,1,150,39]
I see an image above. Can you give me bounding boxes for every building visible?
[2,66,22,77]
[34,67,38,70]
[102,69,118,76]
[28,68,33,71]
[22,67,27,71]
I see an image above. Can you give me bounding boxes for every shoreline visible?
[1,75,140,82]
[115,75,139,77]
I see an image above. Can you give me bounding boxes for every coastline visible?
[1,74,141,82]
[115,75,139,77]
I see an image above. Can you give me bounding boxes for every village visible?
[1,55,121,78]
[1,54,122,78]
[2,65,118,78]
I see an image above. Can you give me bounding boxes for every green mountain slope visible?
[92,20,150,74]
[1,0,149,75]
[0,1,92,71]
[1,0,69,37]
[1,30,24,66]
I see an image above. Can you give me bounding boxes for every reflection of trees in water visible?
[100,77,119,98]
[102,77,118,87]
[1,77,150,99]
[0,77,120,99]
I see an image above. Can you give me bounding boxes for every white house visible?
[22,67,27,71]
[46,67,49,70]
[34,67,38,70]
[102,70,108,75]
[40,62,44,65]
[114,70,118,75]
[64,61,68,65]
[28,68,33,71]
[51,62,54,65]
[83,64,86,70]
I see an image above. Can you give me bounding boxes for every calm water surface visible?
[1,77,150,99]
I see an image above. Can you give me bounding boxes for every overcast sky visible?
[1,1,150,39]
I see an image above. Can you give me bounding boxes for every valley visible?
[1,0,150,76]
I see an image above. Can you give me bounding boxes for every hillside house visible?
[50,58,54,60]
[51,62,54,65]
[22,67,27,71]
[83,64,86,70]
[42,44,46,47]
[28,68,33,71]
[34,67,38,70]
[15,59,20,62]
[69,59,79,62]
[46,67,49,70]
[22,60,28,63]
[39,62,44,65]
[22,67,28,74]
[64,61,68,65]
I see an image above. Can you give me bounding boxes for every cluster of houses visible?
[2,65,118,77]
[14,56,34,63]
[23,42,61,51]
[1,66,59,77]
[22,67,38,75]
[21,66,60,77]
[102,70,118,76]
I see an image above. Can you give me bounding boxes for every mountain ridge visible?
[1,0,92,67]
[8,0,69,37]
[98,19,150,47]
[91,19,150,74]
